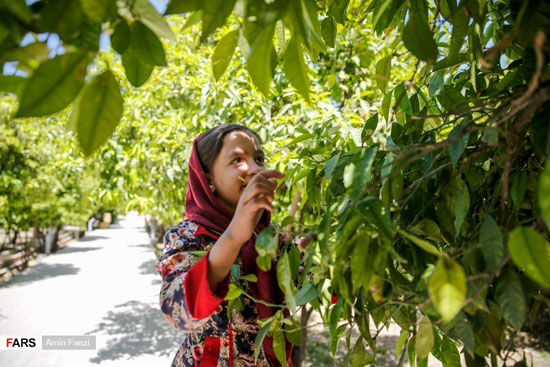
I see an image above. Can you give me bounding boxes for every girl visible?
[155,124,292,367]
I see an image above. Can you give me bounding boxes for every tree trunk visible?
[11,229,18,247]
[292,305,314,367]
[52,225,62,253]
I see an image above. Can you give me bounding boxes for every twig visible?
[241,289,285,308]
[463,254,511,307]
[285,191,302,238]
[509,31,546,110]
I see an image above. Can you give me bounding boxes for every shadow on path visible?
[138,259,162,286]
[78,236,109,242]
[0,263,80,287]
[56,246,102,255]
[86,300,183,363]
[138,259,157,276]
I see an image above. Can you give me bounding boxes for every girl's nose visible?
[247,159,262,175]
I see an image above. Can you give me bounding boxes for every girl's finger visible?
[258,170,285,179]
[248,195,274,211]
[242,182,275,204]
[249,170,284,187]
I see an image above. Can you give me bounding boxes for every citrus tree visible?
[2,0,550,366]
[0,96,103,245]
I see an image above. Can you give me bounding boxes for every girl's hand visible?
[226,170,285,246]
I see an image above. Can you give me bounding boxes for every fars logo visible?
[0,335,40,350]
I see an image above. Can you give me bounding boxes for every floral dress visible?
[155,219,277,367]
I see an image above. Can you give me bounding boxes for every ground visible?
[0,212,548,366]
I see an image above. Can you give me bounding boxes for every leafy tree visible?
[2,0,550,366]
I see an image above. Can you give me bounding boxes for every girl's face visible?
[206,130,267,212]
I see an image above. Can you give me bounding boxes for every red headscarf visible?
[184,133,291,366]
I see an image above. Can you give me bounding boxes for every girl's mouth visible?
[238,176,248,189]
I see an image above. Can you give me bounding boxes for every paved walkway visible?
[0,212,181,366]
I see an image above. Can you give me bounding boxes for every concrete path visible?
[0,211,182,367]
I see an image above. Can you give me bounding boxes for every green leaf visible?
[382,89,392,122]
[256,226,279,256]
[415,316,434,361]
[449,312,474,354]
[16,51,90,118]
[351,337,374,366]
[449,8,468,57]
[408,336,416,367]
[201,0,237,41]
[273,328,287,366]
[433,53,469,71]
[289,244,300,281]
[511,172,528,210]
[277,251,297,315]
[230,264,240,282]
[351,233,373,291]
[402,16,438,62]
[121,0,175,41]
[454,179,469,234]
[295,281,318,306]
[183,10,202,30]
[343,163,355,188]
[329,297,343,336]
[410,219,442,243]
[330,0,349,24]
[254,321,271,362]
[428,255,467,322]
[246,24,275,96]
[375,55,392,93]
[0,75,26,97]
[397,228,440,256]
[396,329,409,359]
[212,29,239,80]
[280,216,296,228]
[165,0,201,14]
[306,168,318,211]
[362,114,379,142]
[394,83,413,115]
[284,319,302,346]
[283,37,310,100]
[357,196,393,239]
[439,337,461,367]
[355,147,377,188]
[300,0,324,48]
[0,42,50,64]
[241,274,257,282]
[0,0,31,23]
[508,226,550,288]
[448,123,470,168]
[111,21,131,54]
[479,215,504,270]
[73,70,123,157]
[496,267,526,330]
[130,21,167,66]
[324,153,341,179]
[80,0,116,23]
[428,72,444,97]
[40,0,86,41]
[121,47,154,87]
[256,255,272,272]
[225,283,243,300]
[538,161,550,230]
[321,15,337,47]
[372,0,392,30]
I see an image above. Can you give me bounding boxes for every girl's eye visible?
[232,158,243,164]
[256,156,266,165]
